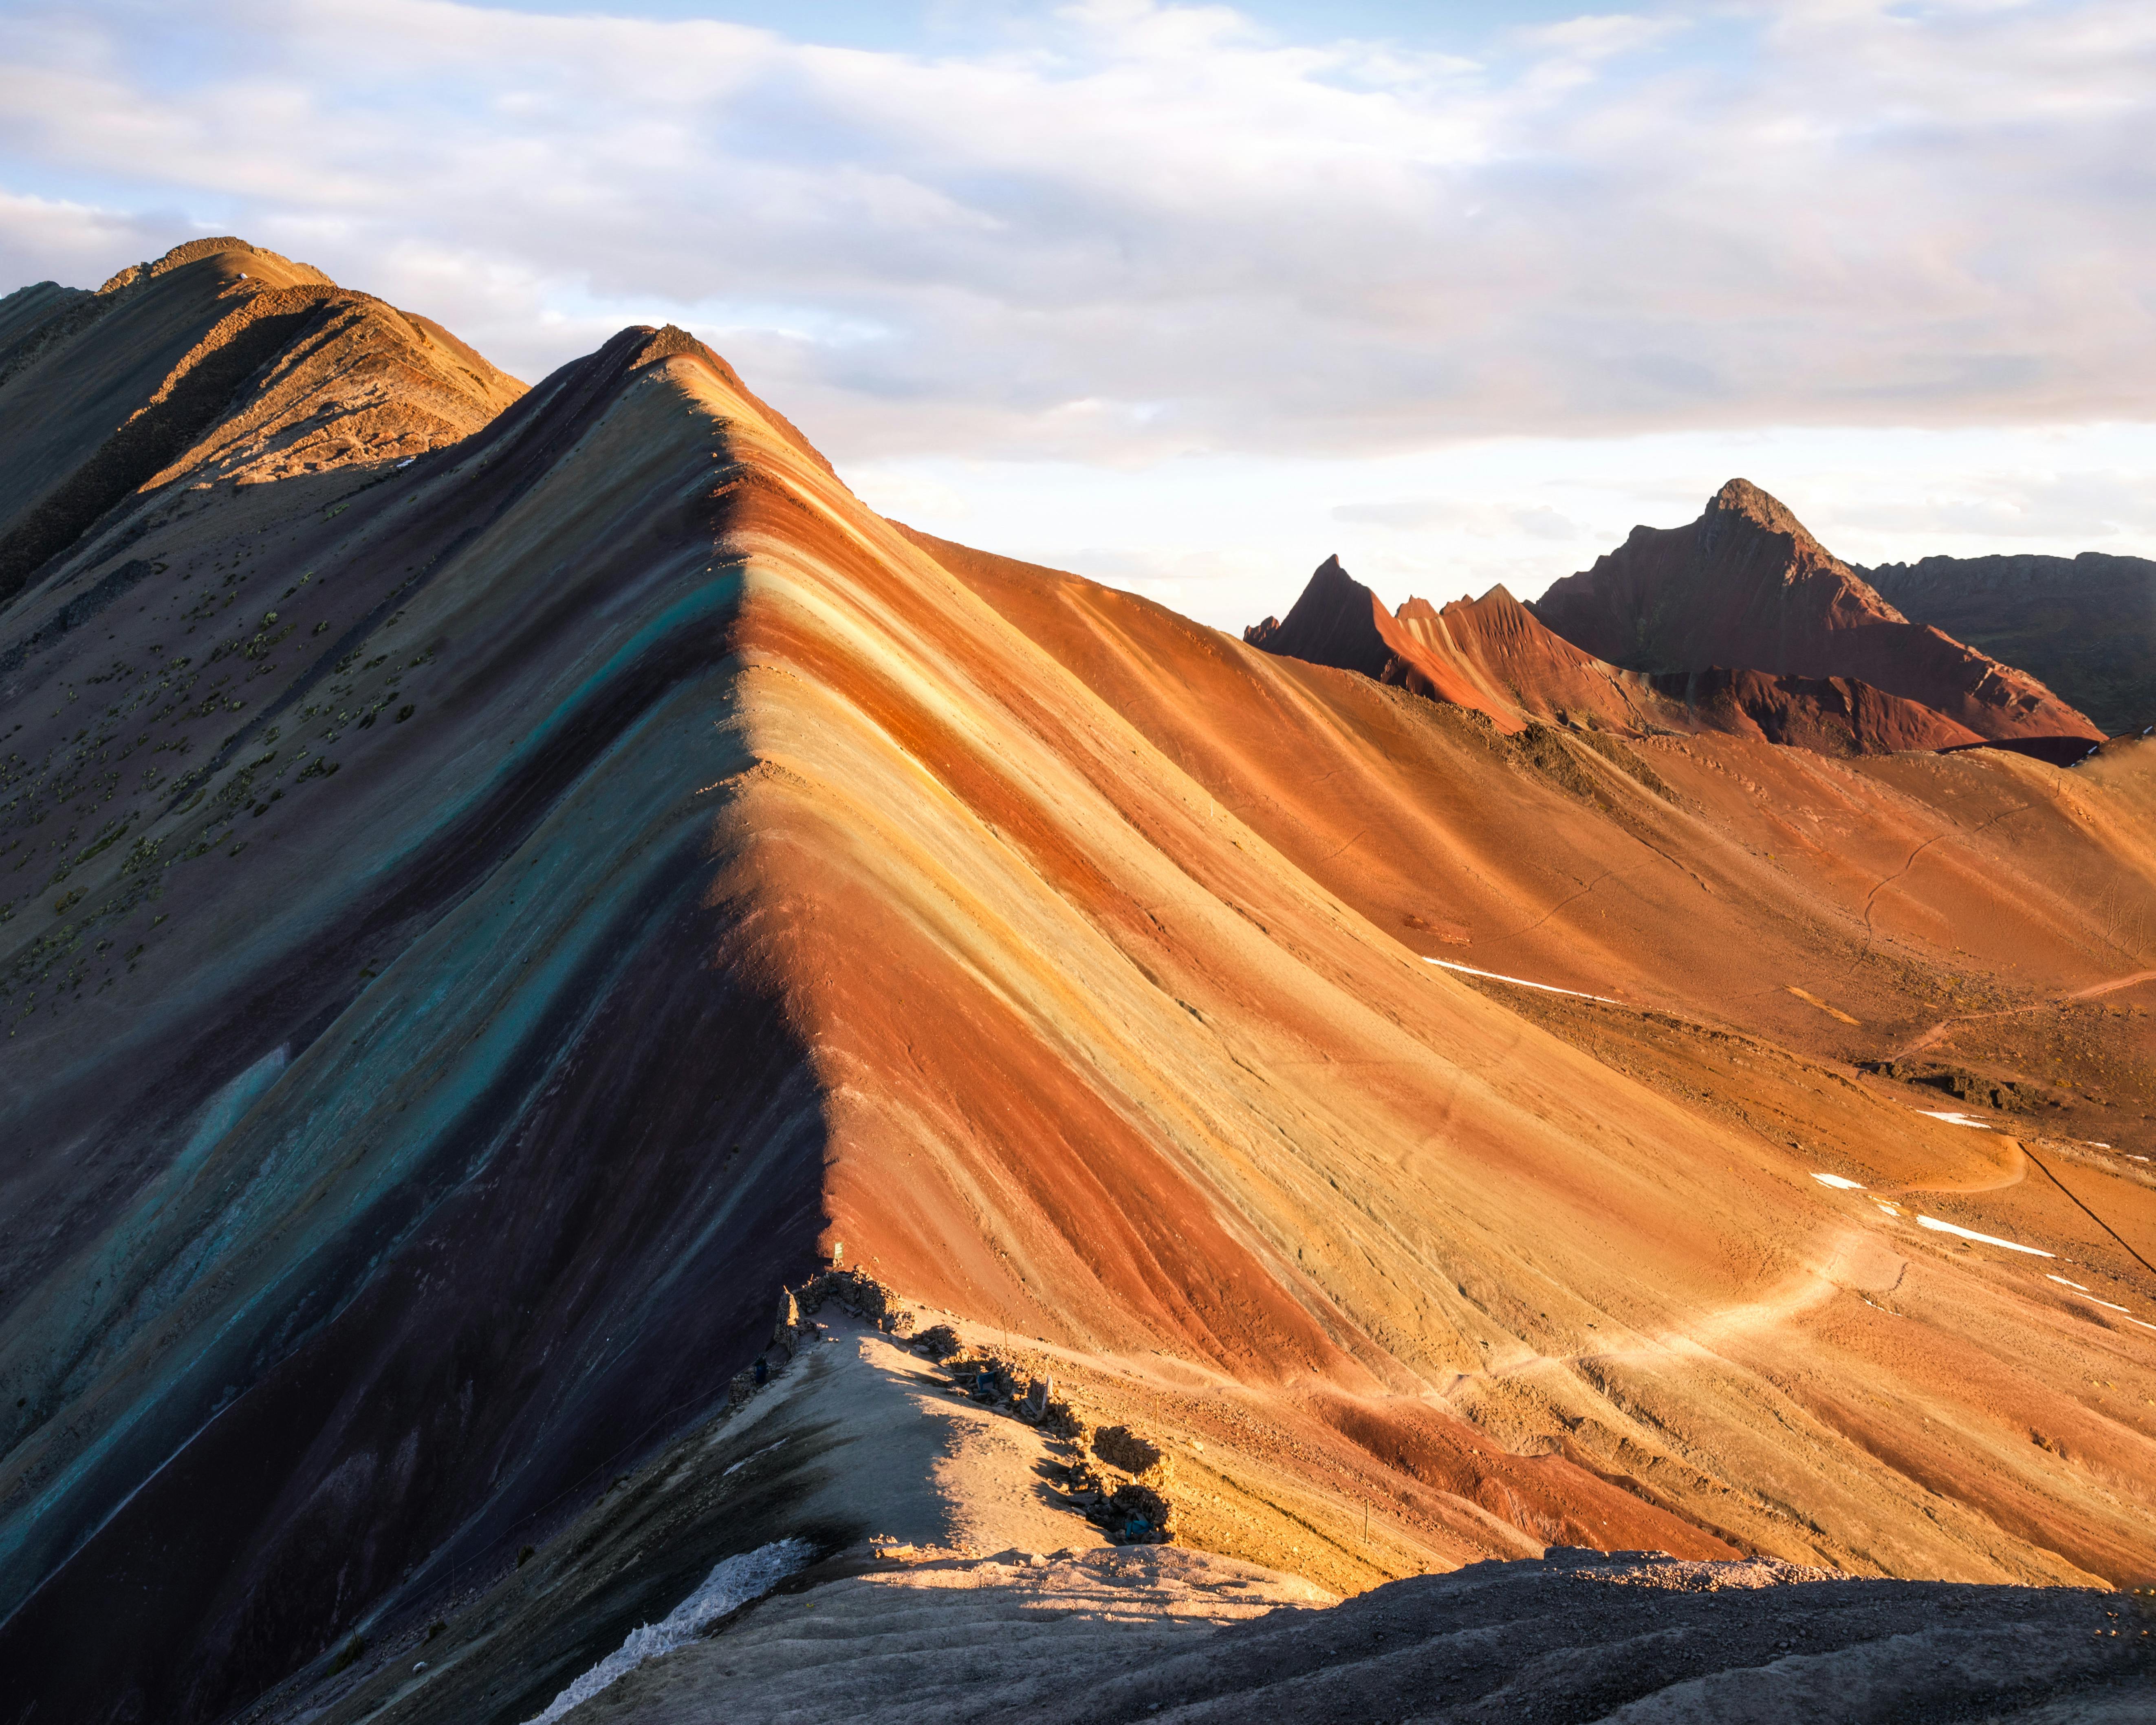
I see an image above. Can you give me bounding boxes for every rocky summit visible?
[1528,478,2104,759]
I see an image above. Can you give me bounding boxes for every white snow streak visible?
[1811,1173,1865,1190]
[524,1538,812,1724]
[722,1439,785,1478]
[1915,1216,2053,1257]
[2046,1273,2156,1331]
[1915,1110,1993,1130]
[1423,958,1620,1004]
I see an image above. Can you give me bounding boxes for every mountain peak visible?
[96,235,334,297]
[1532,485,2102,746]
[1707,477,1817,544]
[616,322,837,477]
[1242,554,1393,679]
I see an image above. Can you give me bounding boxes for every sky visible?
[1,0,2152,628]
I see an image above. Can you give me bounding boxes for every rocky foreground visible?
[534,1545,2154,1725]
[240,1307,2153,1725]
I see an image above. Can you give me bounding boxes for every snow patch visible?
[1915,1215,2052,1257]
[1811,1173,1865,1190]
[722,1439,785,1478]
[2046,1273,2156,1326]
[1423,958,1620,1005]
[523,1538,812,1724]
[1915,1110,1992,1130]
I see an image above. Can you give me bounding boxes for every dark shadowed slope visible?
[0,282,94,388]
[1532,480,2103,753]
[1863,551,2156,737]
[0,252,831,1725]
[579,1548,2151,1725]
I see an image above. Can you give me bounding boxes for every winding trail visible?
[1853,800,2031,966]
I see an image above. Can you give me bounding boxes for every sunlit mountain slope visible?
[0,245,2151,1725]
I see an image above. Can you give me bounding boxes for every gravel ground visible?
[578,1544,2152,1724]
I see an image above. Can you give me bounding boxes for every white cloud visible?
[0,0,2144,462]
[0,189,171,289]
[851,420,2156,632]
[0,0,2151,614]
[1515,13,1680,60]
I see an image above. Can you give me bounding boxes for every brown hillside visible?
[0,236,522,610]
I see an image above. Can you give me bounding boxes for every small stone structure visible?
[914,1323,961,1360]
[725,1267,916,1418]
[1099,1480,1176,1544]
[793,1266,912,1333]
[1092,1424,1174,1484]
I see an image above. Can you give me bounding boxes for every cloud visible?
[0,0,2149,468]
[1515,13,1679,61]
[1821,464,2156,547]
[845,421,2156,633]
[1333,497,1587,539]
[0,189,178,291]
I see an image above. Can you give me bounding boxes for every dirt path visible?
[2073,968,2156,1000]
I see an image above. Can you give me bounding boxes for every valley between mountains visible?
[0,240,2152,1725]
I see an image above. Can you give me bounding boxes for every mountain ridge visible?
[2,243,2154,1725]
[1861,549,2156,736]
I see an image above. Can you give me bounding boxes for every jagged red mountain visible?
[1246,552,1982,755]
[1528,479,2103,757]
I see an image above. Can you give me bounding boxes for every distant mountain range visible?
[1249,478,2122,763]
[1859,551,2156,737]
